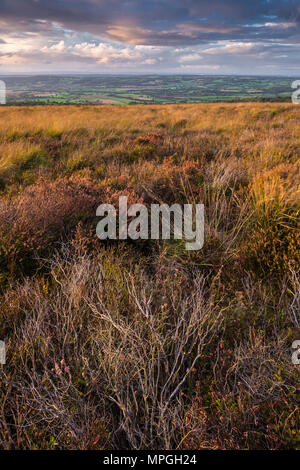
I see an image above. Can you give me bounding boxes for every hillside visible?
[0,103,299,450]
[2,75,293,105]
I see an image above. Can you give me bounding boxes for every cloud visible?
[72,42,142,63]
[265,22,298,29]
[0,33,166,71]
[179,64,221,71]
[41,40,66,53]
[178,53,203,63]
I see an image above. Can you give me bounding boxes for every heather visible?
[0,103,299,449]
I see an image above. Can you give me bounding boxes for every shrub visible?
[0,175,100,274]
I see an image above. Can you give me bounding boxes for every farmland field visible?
[1,75,295,105]
[0,103,299,450]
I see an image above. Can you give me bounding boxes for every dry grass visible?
[0,103,299,449]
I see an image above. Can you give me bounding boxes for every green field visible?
[1,75,294,105]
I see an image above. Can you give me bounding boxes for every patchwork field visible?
[0,103,299,449]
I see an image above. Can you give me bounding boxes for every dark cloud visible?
[0,1,299,74]
[0,0,299,45]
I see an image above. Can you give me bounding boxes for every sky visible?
[0,0,300,75]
